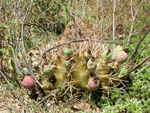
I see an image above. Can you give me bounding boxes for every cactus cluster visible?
[22,39,130,99]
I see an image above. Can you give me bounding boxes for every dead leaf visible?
[73,101,83,110]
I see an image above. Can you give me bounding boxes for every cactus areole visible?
[21,76,35,90]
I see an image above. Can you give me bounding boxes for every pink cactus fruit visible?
[88,77,100,91]
[116,50,128,65]
[21,76,35,90]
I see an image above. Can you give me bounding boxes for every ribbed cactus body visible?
[28,41,130,98]
[72,55,90,90]
[26,19,130,99]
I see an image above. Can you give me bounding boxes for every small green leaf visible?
[13,19,17,24]
[8,19,17,24]
[0,25,9,29]
[5,35,9,39]
[9,65,13,70]
[7,57,13,60]
[0,49,5,52]
[6,48,11,52]
[7,21,12,24]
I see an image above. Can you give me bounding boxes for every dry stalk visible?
[130,38,150,65]
[128,54,150,74]
[40,39,118,63]
[136,63,150,74]
[101,0,105,40]
[127,0,144,46]
[18,0,42,100]
[36,94,56,106]
[126,26,150,65]
[0,70,26,105]
[113,0,116,50]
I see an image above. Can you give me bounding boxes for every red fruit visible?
[21,76,35,90]
[88,78,100,91]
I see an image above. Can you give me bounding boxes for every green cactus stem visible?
[53,65,67,89]
[87,57,97,73]
[42,64,53,77]
[96,74,110,97]
[64,60,70,67]
[104,53,112,62]
[96,62,110,75]
[84,50,92,60]
[118,67,128,78]
[112,45,124,59]
[40,76,51,90]
[103,48,112,62]
[64,48,72,58]
[72,56,90,90]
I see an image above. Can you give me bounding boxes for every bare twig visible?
[132,24,147,34]
[40,19,103,62]
[18,0,42,99]
[128,54,150,74]
[136,63,150,74]
[129,38,150,65]
[126,26,150,65]
[10,40,23,77]
[0,70,25,105]
[40,39,118,63]
[80,0,85,23]
[36,94,56,106]
[127,0,144,46]
[113,0,116,50]
[86,19,102,39]
[101,0,105,40]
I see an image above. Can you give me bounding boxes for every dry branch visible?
[136,63,150,74]
[36,94,56,106]
[127,0,144,46]
[128,54,150,74]
[113,0,116,50]
[126,26,150,65]
[0,70,25,105]
[18,0,42,100]
[40,39,118,63]
[130,38,150,65]
[101,0,105,40]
